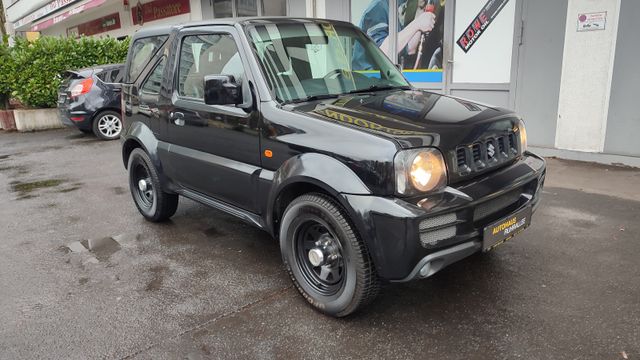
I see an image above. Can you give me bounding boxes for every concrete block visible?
[13,109,64,132]
[0,110,17,131]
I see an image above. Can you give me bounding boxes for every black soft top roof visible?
[131,17,354,40]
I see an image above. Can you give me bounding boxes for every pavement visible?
[0,128,638,360]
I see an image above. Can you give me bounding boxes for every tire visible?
[280,193,379,317]
[92,110,122,140]
[128,148,178,222]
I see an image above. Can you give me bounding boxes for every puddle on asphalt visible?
[56,182,83,193]
[10,179,65,199]
[81,237,121,262]
[145,265,169,291]
[65,233,141,263]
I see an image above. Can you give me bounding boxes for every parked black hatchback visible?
[121,18,546,317]
[58,64,124,140]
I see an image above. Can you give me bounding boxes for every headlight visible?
[394,148,447,195]
[517,119,527,153]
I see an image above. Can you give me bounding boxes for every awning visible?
[30,0,107,32]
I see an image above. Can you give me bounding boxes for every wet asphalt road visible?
[0,128,639,359]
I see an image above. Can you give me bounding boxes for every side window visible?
[96,70,110,82]
[129,35,168,82]
[110,68,123,83]
[140,58,166,94]
[177,34,244,99]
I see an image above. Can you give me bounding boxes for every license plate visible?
[483,206,532,252]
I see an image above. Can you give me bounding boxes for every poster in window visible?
[351,0,445,83]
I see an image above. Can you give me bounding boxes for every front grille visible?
[420,227,456,247]
[419,213,458,247]
[474,188,522,221]
[455,132,519,177]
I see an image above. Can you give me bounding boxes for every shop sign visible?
[31,0,107,32]
[577,12,607,32]
[456,0,510,53]
[68,12,121,37]
[131,0,191,26]
[14,0,81,29]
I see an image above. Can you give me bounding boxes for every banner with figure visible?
[351,0,446,83]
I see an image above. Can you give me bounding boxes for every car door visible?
[163,26,261,213]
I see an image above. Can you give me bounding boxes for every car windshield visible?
[247,22,410,104]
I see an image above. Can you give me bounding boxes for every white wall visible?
[555,0,620,152]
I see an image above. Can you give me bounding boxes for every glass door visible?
[444,0,522,108]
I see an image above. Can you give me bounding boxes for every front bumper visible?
[341,152,546,281]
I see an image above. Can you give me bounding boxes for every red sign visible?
[31,0,107,32]
[131,0,191,26]
[69,12,121,37]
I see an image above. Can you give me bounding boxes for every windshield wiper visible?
[281,94,340,105]
[347,84,411,94]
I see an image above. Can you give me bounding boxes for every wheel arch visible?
[266,153,372,240]
[91,107,121,123]
[121,121,160,170]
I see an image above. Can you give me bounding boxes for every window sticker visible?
[456,0,510,53]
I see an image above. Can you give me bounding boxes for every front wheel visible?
[280,193,379,317]
[128,148,178,222]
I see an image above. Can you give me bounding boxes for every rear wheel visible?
[280,193,379,317]
[128,148,178,222]
[92,110,122,140]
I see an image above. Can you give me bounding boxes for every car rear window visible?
[97,67,124,83]
[128,36,168,82]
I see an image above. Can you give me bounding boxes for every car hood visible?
[289,89,520,150]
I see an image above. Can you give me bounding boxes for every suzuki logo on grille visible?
[487,143,496,158]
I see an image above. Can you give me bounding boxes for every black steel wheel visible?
[280,193,379,317]
[294,219,345,296]
[128,148,178,222]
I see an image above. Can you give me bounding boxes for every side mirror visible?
[204,75,242,105]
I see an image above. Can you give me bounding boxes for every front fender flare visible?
[265,153,372,235]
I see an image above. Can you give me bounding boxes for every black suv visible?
[58,64,124,140]
[121,18,545,317]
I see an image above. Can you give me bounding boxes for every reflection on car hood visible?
[290,89,519,149]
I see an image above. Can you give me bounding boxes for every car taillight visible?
[70,78,93,97]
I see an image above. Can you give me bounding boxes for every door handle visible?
[170,111,185,126]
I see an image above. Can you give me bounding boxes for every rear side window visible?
[128,36,168,82]
[96,68,123,83]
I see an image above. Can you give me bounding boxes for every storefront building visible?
[4,0,639,165]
